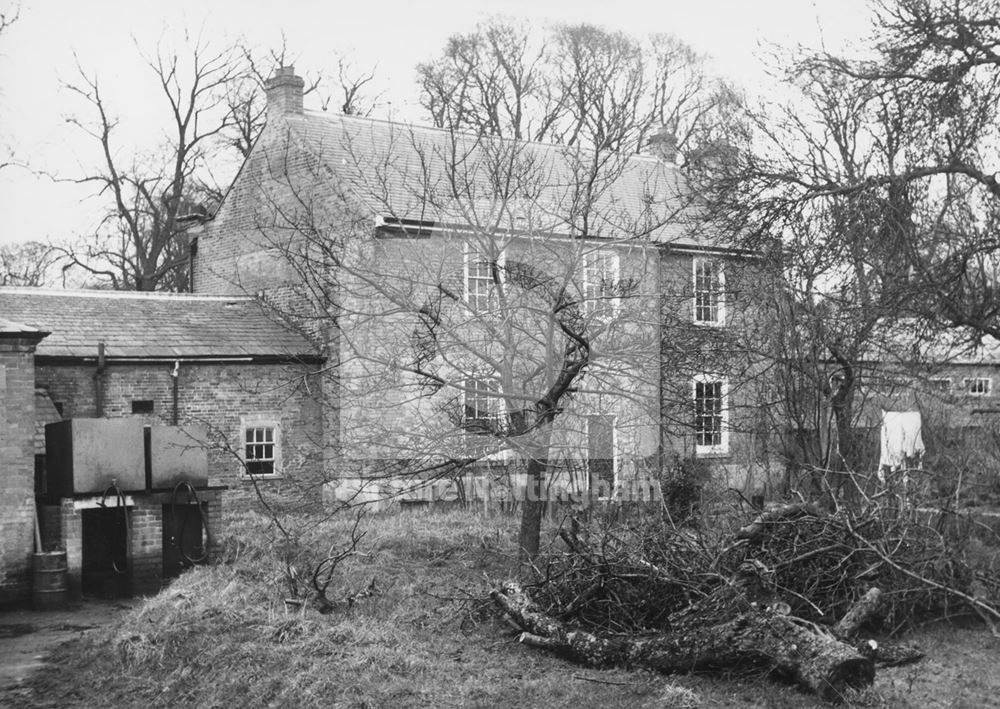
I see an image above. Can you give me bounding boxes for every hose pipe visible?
[171,480,209,565]
[98,481,129,575]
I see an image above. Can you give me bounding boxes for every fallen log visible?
[492,581,874,703]
[833,588,884,638]
[832,587,924,667]
[736,503,824,542]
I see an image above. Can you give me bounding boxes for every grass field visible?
[5,508,999,708]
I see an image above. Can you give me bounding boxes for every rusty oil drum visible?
[33,551,68,611]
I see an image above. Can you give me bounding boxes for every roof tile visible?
[0,288,320,360]
[286,112,711,247]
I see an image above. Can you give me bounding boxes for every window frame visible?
[965,377,992,396]
[462,376,505,434]
[928,377,952,392]
[464,242,505,312]
[693,374,729,457]
[241,419,282,479]
[692,257,725,326]
[583,247,621,317]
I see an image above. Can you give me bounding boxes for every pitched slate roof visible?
[0,317,44,334]
[0,287,320,360]
[279,111,714,247]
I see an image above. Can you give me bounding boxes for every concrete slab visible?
[0,599,133,691]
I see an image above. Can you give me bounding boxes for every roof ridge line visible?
[300,110,682,167]
[0,286,253,302]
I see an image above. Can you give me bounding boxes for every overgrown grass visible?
[6,507,1000,708]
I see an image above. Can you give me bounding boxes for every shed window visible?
[244,425,279,477]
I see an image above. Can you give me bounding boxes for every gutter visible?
[374,215,761,258]
[35,354,326,366]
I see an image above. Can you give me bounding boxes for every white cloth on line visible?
[879,410,925,472]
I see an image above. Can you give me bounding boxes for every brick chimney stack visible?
[265,66,305,119]
[646,127,679,165]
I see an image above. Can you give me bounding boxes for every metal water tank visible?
[45,419,146,496]
[148,425,209,489]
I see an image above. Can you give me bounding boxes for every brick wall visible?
[58,490,224,598]
[329,232,664,481]
[194,120,334,297]
[0,333,46,605]
[190,107,774,495]
[658,250,776,493]
[130,499,163,595]
[193,111,667,483]
[36,360,324,510]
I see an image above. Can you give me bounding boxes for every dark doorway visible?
[587,414,616,494]
[34,454,46,497]
[81,507,131,598]
[162,503,206,580]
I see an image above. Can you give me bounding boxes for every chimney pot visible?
[646,127,679,165]
[265,65,305,119]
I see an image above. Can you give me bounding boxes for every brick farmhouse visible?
[194,67,771,501]
[0,66,771,604]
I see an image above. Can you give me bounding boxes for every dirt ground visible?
[0,505,997,708]
[0,599,134,694]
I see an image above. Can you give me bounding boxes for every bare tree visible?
[59,35,383,292]
[0,4,16,33]
[418,19,564,142]
[0,240,59,286]
[0,3,20,170]
[699,85,922,485]
[418,19,746,157]
[693,0,1000,495]
[61,37,241,291]
[817,0,1000,344]
[719,0,1000,339]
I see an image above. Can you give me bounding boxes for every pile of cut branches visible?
[727,502,999,632]
[491,500,1000,702]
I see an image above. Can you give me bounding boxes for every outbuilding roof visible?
[0,287,321,361]
[0,317,45,334]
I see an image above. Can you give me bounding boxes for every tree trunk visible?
[518,454,547,561]
[518,428,554,561]
[492,581,875,703]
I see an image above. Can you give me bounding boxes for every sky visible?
[0,0,873,247]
